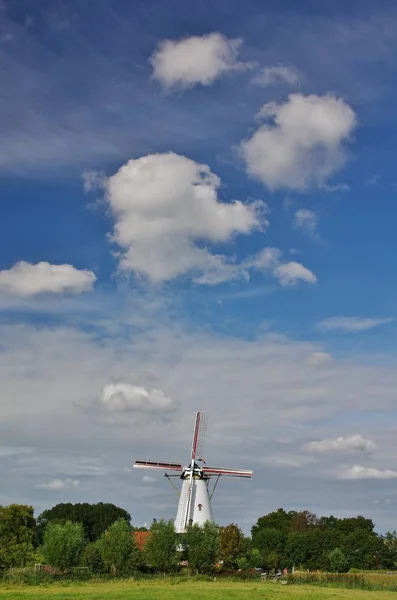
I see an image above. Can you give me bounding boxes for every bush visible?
[42,521,85,571]
[81,541,105,574]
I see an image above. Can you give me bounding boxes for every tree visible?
[383,531,397,568]
[98,518,138,574]
[252,509,297,540]
[218,523,245,569]
[291,511,318,533]
[184,522,219,574]
[0,505,36,568]
[81,541,105,573]
[248,548,263,569]
[328,548,346,572]
[42,521,85,571]
[37,502,131,543]
[252,527,284,559]
[144,519,179,573]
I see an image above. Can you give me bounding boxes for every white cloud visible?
[340,466,397,480]
[294,209,318,237]
[142,475,156,484]
[150,33,244,89]
[273,261,317,286]
[99,383,175,414]
[318,317,394,332]
[102,152,265,283]
[0,262,96,297]
[36,478,80,490]
[241,94,357,191]
[195,247,317,287]
[306,435,377,453]
[253,65,299,87]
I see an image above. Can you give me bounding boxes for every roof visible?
[133,530,151,551]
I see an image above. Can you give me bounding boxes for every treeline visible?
[0,504,397,576]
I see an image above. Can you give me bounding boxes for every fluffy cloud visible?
[103,152,265,283]
[0,262,96,297]
[241,94,356,191]
[273,261,317,286]
[253,65,299,87]
[306,435,377,453]
[99,383,175,414]
[340,466,397,480]
[294,209,318,237]
[317,317,394,332]
[36,478,80,490]
[150,33,243,89]
[194,247,317,286]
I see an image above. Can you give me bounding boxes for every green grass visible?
[0,580,397,600]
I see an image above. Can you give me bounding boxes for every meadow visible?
[1,580,397,600]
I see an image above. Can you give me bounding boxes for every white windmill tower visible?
[133,412,253,533]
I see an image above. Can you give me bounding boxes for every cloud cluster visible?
[150,33,243,89]
[340,466,397,480]
[195,247,317,286]
[306,435,376,453]
[2,316,397,527]
[241,94,357,191]
[0,262,96,297]
[99,383,175,415]
[103,152,265,283]
[318,316,394,332]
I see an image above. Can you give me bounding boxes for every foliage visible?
[383,531,397,568]
[42,521,85,571]
[37,503,131,543]
[98,518,138,574]
[329,548,347,572]
[183,521,219,574]
[218,523,246,569]
[251,508,391,572]
[81,541,105,573]
[0,505,36,568]
[144,519,179,573]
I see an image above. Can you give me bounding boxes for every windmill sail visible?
[133,460,183,472]
[201,466,253,478]
[191,411,207,460]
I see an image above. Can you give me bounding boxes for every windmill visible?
[133,411,253,533]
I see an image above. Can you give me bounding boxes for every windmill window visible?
[198,503,203,511]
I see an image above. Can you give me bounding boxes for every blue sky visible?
[1,0,397,533]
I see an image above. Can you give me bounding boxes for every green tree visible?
[252,509,297,540]
[98,518,138,574]
[383,531,397,568]
[37,502,131,543]
[81,541,105,573]
[0,505,36,568]
[42,521,85,571]
[144,519,179,573]
[248,548,263,569]
[184,522,219,574]
[328,547,346,572]
[218,523,245,569]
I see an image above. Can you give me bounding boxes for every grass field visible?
[0,580,397,600]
